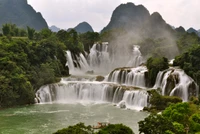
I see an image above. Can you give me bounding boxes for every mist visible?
[100,3,180,66]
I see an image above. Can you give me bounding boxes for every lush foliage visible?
[79,31,100,52]
[96,124,134,134]
[0,35,69,108]
[139,102,200,134]
[144,90,182,111]
[146,57,169,86]
[173,44,200,86]
[53,123,134,134]
[53,123,94,134]
[176,32,200,53]
[0,24,103,108]
[2,23,27,37]
[27,26,35,40]
[56,29,84,53]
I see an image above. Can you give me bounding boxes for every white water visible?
[127,45,143,67]
[66,51,90,74]
[65,43,144,74]
[37,43,199,113]
[105,66,147,88]
[88,43,111,73]
[36,79,148,110]
[153,68,199,101]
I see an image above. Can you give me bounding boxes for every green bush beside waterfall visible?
[146,56,169,86]
[139,102,200,134]
[0,25,100,108]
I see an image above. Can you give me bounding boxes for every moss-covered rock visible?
[95,76,104,81]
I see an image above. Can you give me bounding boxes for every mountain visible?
[187,27,200,37]
[74,22,94,33]
[175,26,186,34]
[101,2,174,39]
[49,25,60,32]
[188,28,200,37]
[101,2,180,59]
[101,2,150,33]
[0,0,48,30]
[187,27,198,34]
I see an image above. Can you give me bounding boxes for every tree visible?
[53,123,134,134]
[53,123,94,134]
[139,102,200,134]
[144,90,182,111]
[138,114,175,134]
[80,31,100,52]
[173,44,200,86]
[27,26,35,40]
[146,57,169,86]
[97,124,134,134]
[2,23,10,36]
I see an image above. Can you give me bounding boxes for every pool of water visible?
[0,103,148,134]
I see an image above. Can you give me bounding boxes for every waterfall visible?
[36,41,199,112]
[118,90,148,110]
[66,51,75,72]
[126,45,143,67]
[105,66,147,88]
[66,50,90,74]
[87,43,111,73]
[36,81,148,110]
[153,68,199,101]
[65,43,144,75]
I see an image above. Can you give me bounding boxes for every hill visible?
[101,2,174,38]
[0,0,48,30]
[187,27,200,37]
[74,22,94,33]
[49,25,60,32]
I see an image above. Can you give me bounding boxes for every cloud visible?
[120,0,200,30]
[28,0,121,31]
[27,0,200,31]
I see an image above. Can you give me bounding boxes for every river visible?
[0,103,148,134]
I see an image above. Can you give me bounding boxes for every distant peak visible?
[74,21,94,33]
[175,26,186,33]
[151,12,162,18]
[150,12,165,22]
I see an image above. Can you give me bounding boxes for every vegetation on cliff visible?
[174,44,200,86]
[146,56,169,86]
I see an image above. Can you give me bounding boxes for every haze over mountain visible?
[102,3,174,38]
[74,22,94,33]
[187,27,200,37]
[101,2,179,60]
[49,25,60,32]
[66,21,94,33]
[0,0,48,30]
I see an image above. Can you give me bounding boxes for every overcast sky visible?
[27,0,200,32]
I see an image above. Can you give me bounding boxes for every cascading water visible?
[66,50,90,74]
[65,43,144,74]
[37,42,199,112]
[105,66,147,88]
[153,67,199,101]
[87,42,111,73]
[126,45,143,67]
[35,80,148,110]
